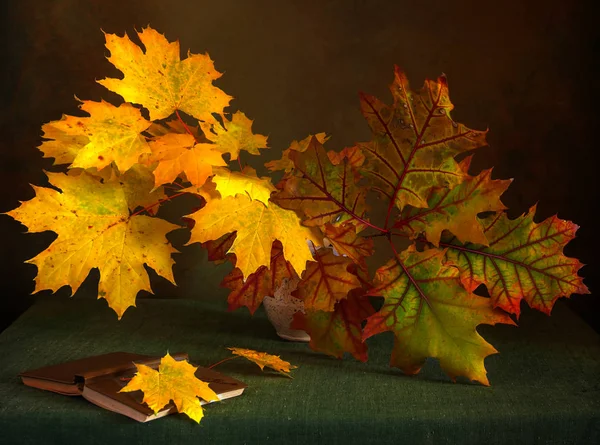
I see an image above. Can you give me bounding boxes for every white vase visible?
[262,275,310,342]
[262,239,343,342]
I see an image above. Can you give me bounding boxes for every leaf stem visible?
[175,109,199,143]
[206,356,239,370]
[129,191,188,217]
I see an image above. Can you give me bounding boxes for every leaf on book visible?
[120,353,219,423]
[228,347,297,378]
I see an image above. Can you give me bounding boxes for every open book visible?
[19,352,247,422]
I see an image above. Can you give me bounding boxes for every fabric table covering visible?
[0,295,598,444]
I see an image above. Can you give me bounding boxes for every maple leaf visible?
[442,206,589,317]
[7,172,179,318]
[202,232,236,262]
[393,156,512,246]
[327,145,366,170]
[323,222,374,264]
[292,247,362,312]
[228,347,297,377]
[363,246,514,385]
[148,133,226,188]
[200,111,269,160]
[222,241,298,314]
[273,136,368,227]
[292,290,375,362]
[98,27,232,123]
[359,66,487,211]
[118,164,166,215]
[212,166,276,206]
[186,194,320,278]
[266,132,330,173]
[38,100,151,172]
[146,118,204,140]
[120,353,219,423]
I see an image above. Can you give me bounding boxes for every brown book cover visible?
[19,352,247,422]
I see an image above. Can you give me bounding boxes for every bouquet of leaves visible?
[7,27,589,386]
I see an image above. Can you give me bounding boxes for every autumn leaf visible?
[148,133,226,188]
[266,132,330,173]
[327,145,366,171]
[228,347,297,377]
[212,166,276,205]
[186,194,320,277]
[292,290,375,362]
[359,66,487,211]
[323,222,374,264]
[442,206,589,317]
[292,247,362,312]
[98,27,232,123]
[363,246,514,385]
[38,115,89,166]
[146,118,204,140]
[202,232,236,262]
[273,136,368,227]
[6,172,179,318]
[200,111,268,160]
[222,241,298,314]
[38,100,151,172]
[118,164,166,215]
[120,353,219,423]
[393,156,512,246]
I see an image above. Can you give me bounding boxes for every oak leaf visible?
[393,156,511,246]
[359,66,487,210]
[228,347,297,377]
[7,172,179,318]
[292,247,362,312]
[212,166,276,206]
[148,133,226,188]
[98,27,232,123]
[442,206,589,316]
[200,111,268,160]
[363,246,514,385]
[186,194,320,277]
[120,353,219,423]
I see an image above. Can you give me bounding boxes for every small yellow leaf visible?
[200,111,268,160]
[148,133,226,188]
[212,166,276,206]
[120,353,219,423]
[39,100,151,172]
[228,347,297,377]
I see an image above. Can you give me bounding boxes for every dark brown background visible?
[1,0,597,332]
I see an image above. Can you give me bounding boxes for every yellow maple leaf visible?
[38,100,151,172]
[212,166,276,206]
[120,353,219,423]
[98,27,232,123]
[228,347,297,378]
[186,194,320,278]
[148,133,226,188]
[6,172,179,318]
[200,111,268,160]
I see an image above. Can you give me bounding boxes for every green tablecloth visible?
[0,295,598,444]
